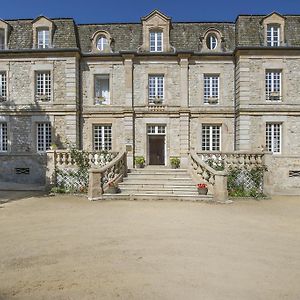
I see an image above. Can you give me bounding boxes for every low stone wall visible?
[0,154,47,185]
[264,154,300,195]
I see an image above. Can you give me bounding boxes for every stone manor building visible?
[0,10,300,195]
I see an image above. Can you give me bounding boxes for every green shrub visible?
[170,157,180,168]
[135,156,145,165]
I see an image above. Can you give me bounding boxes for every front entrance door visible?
[149,135,165,165]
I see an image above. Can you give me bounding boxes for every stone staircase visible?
[111,167,213,201]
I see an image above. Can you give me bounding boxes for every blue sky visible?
[2,0,300,23]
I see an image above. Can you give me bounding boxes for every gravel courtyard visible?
[0,194,299,300]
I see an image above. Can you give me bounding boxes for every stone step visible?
[95,193,213,202]
[124,174,191,179]
[119,184,197,190]
[129,168,188,174]
[121,178,195,185]
[119,188,199,195]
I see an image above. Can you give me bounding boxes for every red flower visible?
[197,183,207,189]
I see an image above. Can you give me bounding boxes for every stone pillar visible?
[179,111,190,168]
[214,173,228,202]
[262,152,274,196]
[88,169,103,200]
[123,54,135,168]
[46,150,56,188]
[179,55,189,107]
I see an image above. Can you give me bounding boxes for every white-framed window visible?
[266,70,281,101]
[94,75,110,105]
[0,72,7,101]
[0,29,5,50]
[266,123,281,154]
[150,31,163,52]
[93,125,112,151]
[206,33,218,50]
[204,74,219,104]
[267,24,280,47]
[37,28,50,49]
[0,122,8,152]
[37,122,51,152]
[147,125,166,135]
[202,125,221,151]
[148,75,164,102]
[96,36,109,51]
[36,71,51,101]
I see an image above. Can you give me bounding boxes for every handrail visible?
[88,150,127,200]
[188,151,228,202]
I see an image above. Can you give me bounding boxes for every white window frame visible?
[0,122,8,152]
[267,24,280,47]
[149,31,163,52]
[0,72,7,101]
[202,124,221,152]
[37,28,50,49]
[96,36,109,51]
[204,74,219,104]
[147,125,166,135]
[207,34,218,50]
[93,125,112,151]
[94,74,110,105]
[35,71,51,101]
[266,123,281,154]
[265,70,282,101]
[148,75,164,102]
[36,122,51,152]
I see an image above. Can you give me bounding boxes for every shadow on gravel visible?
[0,191,47,205]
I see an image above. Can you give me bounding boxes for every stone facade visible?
[0,10,300,194]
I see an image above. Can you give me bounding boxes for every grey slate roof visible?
[236,15,300,47]
[5,18,78,50]
[77,23,142,53]
[77,22,236,53]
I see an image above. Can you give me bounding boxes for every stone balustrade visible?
[88,151,127,200]
[197,151,265,171]
[188,151,228,202]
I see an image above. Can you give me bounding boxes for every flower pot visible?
[106,187,118,194]
[198,188,208,195]
[136,164,144,168]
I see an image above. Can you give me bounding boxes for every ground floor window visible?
[0,122,8,152]
[266,123,281,153]
[37,122,51,152]
[93,125,112,151]
[202,124,221,151]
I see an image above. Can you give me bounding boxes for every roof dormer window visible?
[206,33,218,50]
[96,36,109,51]
[267,24,280,47]
[37,28,50,49]
[150,31,163,52]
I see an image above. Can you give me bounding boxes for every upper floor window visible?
[35,71,51,101]
[93,125,112,151]
[149,75,164,103]
[150,31,163,52]
[204,74,219,104]
[267,24,280,47]
[202,124,221,151]
[0,29,5,50]
[37,122,51,152]
[0,72,7,101]
[96,36,109,51]
[206,33,218,50]
[0,122,8,152]
[94,74,110,105]
[37,28,50,49]
[266,70,281,101]
[266,123,281,153]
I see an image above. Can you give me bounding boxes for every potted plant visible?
[170,157,180,169]
[197,183,208,195]
[135,156,145,168]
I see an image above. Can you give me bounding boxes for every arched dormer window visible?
[262,13,285,47]
[91,30,112,53]
[149,29,163,52]
[32,16,54,49]
[266,23,281,46]
[201,29,222,52]
[0,20,11,50]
